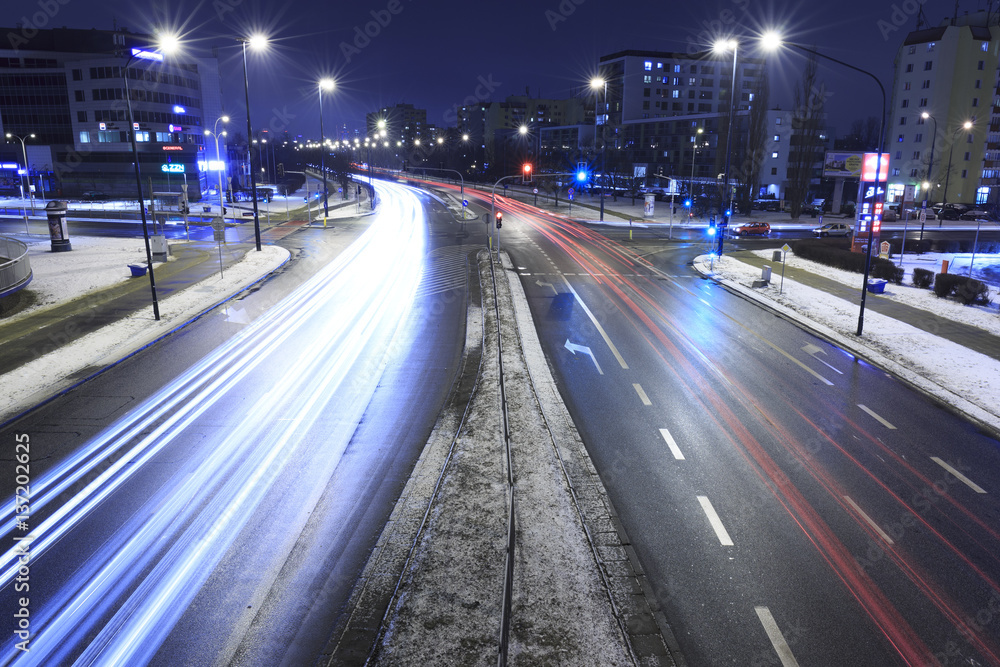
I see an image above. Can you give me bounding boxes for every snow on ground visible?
[701,251,1000,431]
[0,243,288,422]
[749,249,1000,336]
[4,236,150,323]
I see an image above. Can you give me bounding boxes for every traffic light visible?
[684,198,692,208]
[495,210,503,229]
[708,216,717,236]
[277,163,284,179]
[522,163,532,184]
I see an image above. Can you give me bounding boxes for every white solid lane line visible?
[843,496,895,544]
[930,457,987,494]
[697,496,734,546]
[659,428,685,460]
[559,275,629,369]
[754,606,801,667]
[857,404,897,430]
[633,383,652,406]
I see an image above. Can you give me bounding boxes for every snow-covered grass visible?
[0,242,288,422]
[700,251,1000,432]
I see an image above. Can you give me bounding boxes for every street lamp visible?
[943,120,973,205]
[689,128,704,218]
[5,132,35,233]
[590,76,608,221]
[714,39,739,254]
[318,78,334,219]
[204,115,228,221]
[122,34,180,321]
[919,111,938,207]
[238,33,268,251]
[763,31,886,337]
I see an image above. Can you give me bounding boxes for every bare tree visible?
[786,55,826,219]
[841,116,880,151]
[736,65,770,215]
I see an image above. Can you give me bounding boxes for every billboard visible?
[823,152,864,178]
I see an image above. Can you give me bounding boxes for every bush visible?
[912,268,934,289]
[934,272,966,298]
[889,239,930,255]
[956,279,992,306]
[871,259,904,284]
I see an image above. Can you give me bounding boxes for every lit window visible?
[773,134,780,141]
[644,61,652,71]
[982,42,989,52]
[656,62,663,69]
[775,117,782,125]
[771,151,778,158]
[927,42,935,51]
[79,131,90,143]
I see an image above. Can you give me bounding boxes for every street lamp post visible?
[689,128,703,218]
[122,39,179,321]
[204,115,229,223]
[5,132,34,234]
[590,77,608,221]
[239,35,267,252]
[318,78,334,220]
[714,39,739,255]
[943,120,973,206]
[763,32,885,336]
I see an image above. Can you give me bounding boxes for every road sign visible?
[211,217,225,232]
[568,187,575,197]
[919,210,927,223]
[533,188,538,194]
[462,199,468,207]
[781,243,792,253]
[879,241,890,258]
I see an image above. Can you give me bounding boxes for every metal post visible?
[241,39,262,251]
[719,44,738,256]
[969,218,982,277]
[122,53,160,320]
[319,84,329,219]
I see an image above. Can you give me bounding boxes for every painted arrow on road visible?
[536,279,557,294]
[802,343,844,375]
[565,339,603,375]
[224,306,250,325]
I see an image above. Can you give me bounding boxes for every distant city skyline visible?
[2,0,989,139]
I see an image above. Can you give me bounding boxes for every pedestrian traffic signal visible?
[495,211,503,229]
[708,217,717,236]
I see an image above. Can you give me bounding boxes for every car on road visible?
[81,191,109,201]
[731,221,770,236]
[812,222,852,237]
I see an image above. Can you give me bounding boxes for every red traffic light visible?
[522,163,532,173]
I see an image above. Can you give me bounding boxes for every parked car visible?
[959,208,996,221]
[881,207,897,222]
[82,191,109,201]
[933,203,968,220]
[752,198,781,211]
[812,222,852,237]
[731,221,770,236]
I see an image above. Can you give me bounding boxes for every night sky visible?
[12,0,987,138]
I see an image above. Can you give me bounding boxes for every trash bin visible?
[867,279,887,294]
[772,250,782,262]
[45,200,72,252]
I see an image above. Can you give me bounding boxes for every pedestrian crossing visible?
[415,245,474,297]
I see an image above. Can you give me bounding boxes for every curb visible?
[692,255,1000,440]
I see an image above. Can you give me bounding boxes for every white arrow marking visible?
[802,343,844,374]
[564,339,603,375]
[536,279,557,294]
[224,306,250,325]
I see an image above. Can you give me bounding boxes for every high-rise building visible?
[366,103,427,147]
[885,11,999,207]
[0,26,223,199]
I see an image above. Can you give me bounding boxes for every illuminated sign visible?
[197,160,226,172]
[162,145,183,151]
[99,122,107,131]
[1,163,19,169]
[130,48,163,62]
[168,124,181,132]
[173,105,186,113]
[133,122,140,130]
[862,153,890,182]
[161,163,185,173]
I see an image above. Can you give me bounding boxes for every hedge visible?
[790,240,902,283]
[933,273,993,305]
[912,268,934,289]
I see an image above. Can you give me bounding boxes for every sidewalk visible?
[696,248,1000,436]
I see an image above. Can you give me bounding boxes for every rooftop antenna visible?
[916,6,927,29]
[953,0,959,24]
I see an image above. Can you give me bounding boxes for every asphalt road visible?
[0,180,477,664]
[490,198,1000,666]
